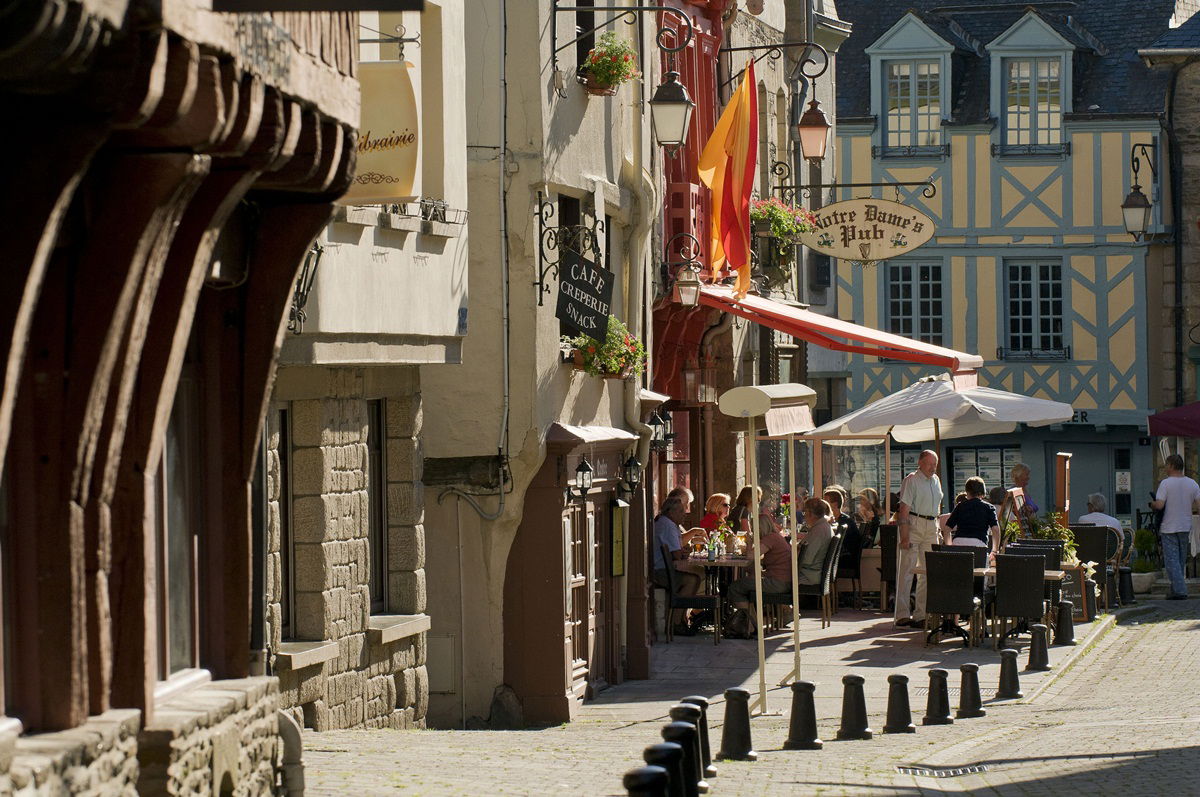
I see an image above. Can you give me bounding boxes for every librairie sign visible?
[338,61,419,205]
[797,197,936,264]
[214,0,422,10]
[556,251,614,340]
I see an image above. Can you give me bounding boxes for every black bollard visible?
[1026,623,1051,671]
[624,765,669,797]
[882,674,915,733]
[643,743,686,797]
[996,648,1023,699]
[783,681,823,750]
[835,674,873,740]
[715,688,757,762]
[1084,578,1098,618]
[661,722,703,797]
[1054,600,1077,646]
[1118,566,1136,606]
[955,663,986,719]
[921,669,953,725]
[668,705,708,793]
[680,696,717,778]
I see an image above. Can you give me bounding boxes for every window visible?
[884,59,942,150]
[886,261,944,345]
[156,368,203,678]
[1002,57,1062,148]
[367,400,387,614]
[1004,259,1066,358]
[278,408,294,639]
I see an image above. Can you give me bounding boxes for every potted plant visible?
[1130,528,1159,593]
[750,197,818,262]
[578,31,641,96]
[562,315,645,379]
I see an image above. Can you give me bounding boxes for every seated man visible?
[823,484,861,569]
[652,496,704,635]
[1078,492,1122,532]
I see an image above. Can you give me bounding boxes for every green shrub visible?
[1133,528,1156,557]
[1132,558,1159,574]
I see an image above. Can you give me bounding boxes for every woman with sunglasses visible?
[699,493,732,532]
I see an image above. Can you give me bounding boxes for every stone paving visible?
[305,597,1200,795]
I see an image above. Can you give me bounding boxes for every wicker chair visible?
[836,528,864,609]
[993,553,1048,649]
[1006,541,1062,623]
[876,524,898,613]
[1072,525,1121,611]
[763,532,844,630]
[658,544,721,644]
[923,551,983,648]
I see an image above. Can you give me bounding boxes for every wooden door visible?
[564,507,588,700]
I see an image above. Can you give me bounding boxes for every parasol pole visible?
[788,432,801,682]
[748,416,767,715]
[884,433,892,517]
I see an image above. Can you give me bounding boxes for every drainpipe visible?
[277,710,305,796]
[1166,63,1186,408]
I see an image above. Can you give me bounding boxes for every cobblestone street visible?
[305,595,1200,795]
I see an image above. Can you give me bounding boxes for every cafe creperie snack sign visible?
[797,197,936,264]
[340,61,420,205]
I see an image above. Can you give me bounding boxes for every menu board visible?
[1059,565,1089,621]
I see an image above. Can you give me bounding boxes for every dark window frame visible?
[1004,258,1066,358]
[367,399,387,614]
[882,58,943,152]
[885,260,945,346]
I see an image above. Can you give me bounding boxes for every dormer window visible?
[884,59,942,149]
[1002,56,1063,147]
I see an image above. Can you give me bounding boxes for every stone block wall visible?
[8,710,140,795]
[267,366,429,732]
[138,678,279,796]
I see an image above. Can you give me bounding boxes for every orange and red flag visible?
[697,60,758,298]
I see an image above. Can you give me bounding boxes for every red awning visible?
[699,285,984,372]
[1148,402,1200,437]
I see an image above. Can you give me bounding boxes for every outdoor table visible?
[914,566,1065,581]
[687,555,749,634]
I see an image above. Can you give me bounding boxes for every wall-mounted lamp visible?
[796,97,832,164]
[1122,142,1158,241]
[617,453,642,499]
[648,411,667,453]
[664,232,705,305]
[566,456,594,502]
[649,71,695,158]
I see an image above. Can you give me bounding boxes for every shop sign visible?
[339,61,419,205]
[797,197,936,264]
[214,0,422,10]
[556,251,614,340]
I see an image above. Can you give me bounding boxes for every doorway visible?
[1045,442,1134,525]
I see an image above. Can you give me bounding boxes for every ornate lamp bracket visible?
[534,191,606,306]
[769,160,937,206]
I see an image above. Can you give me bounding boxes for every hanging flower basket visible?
[578,31,641,98]
[563,315,646,379]
[750,197,818,257]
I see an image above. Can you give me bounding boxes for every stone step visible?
[1148,577,1200,596]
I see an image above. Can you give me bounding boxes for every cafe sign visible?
[339,61,419,205]
[797,197,936,264]
[556,251,614,340]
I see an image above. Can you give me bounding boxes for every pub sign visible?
[797,197,936,264]
[556,251,614,340]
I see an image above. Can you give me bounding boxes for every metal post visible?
[788,433,801,682]
[747,417,767,714]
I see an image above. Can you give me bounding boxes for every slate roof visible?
[835,0,1176,123]
[1145,11,1200,50]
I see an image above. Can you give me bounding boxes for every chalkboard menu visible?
[1060,565,1089,621]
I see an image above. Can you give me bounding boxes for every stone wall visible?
[268,366,429,732]
[9,710,140,795]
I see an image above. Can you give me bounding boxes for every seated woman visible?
[651,496,705,636]
[698,492,732,533]
[945,477,1000,553]
[823,485,861,568]
[726,497,833,637]
[728,485,760,532]
[856,488,883,547]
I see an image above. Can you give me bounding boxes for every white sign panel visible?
[340,61,420,205]
[798,197,936,263]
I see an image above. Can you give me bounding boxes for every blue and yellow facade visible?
[829,1,1179,523]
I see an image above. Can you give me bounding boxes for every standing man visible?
[1150,454,1199,600]
[895,449,944,627]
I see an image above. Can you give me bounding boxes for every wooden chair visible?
[659,544,721,644]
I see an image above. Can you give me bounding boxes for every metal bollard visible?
[667,705,709,794]
[1026,623,1051,671]
[1054,600,1076,646]
[1118,566,1136,606]
[955,663,986,719]
[882,674,915,733]
[680,696,717,778]
[921,669,953,725]
[835,674,873,740]
[996,648,1023,699]
[623,765,670,797]
[643,743,686,797]
[783,681,823,750]
[661,722,703,797]
[1084,578,1098,618]
[715,688,757,762]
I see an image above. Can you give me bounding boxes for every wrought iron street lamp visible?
[649,71,695,157]
[1122,142,1158,241]
[617,453,642,500]
[673,264,702,306]
[566,456,594,502]
[648,410,666,452]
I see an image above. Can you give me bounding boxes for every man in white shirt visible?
[1078,493,1123,534]
[1151,454,1200,600]
[895,450,944,627]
